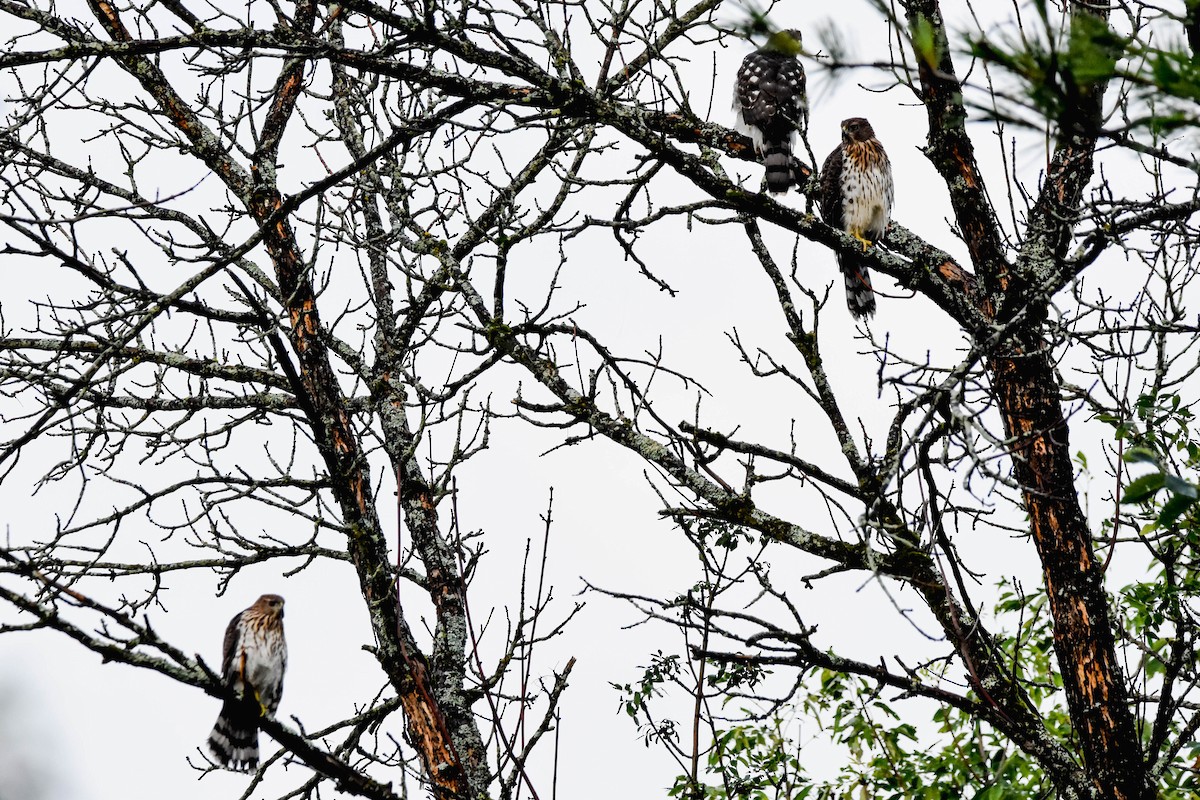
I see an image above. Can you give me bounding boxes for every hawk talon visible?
[852,231,874,251]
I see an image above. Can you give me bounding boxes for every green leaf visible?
[910,15,938,67]
[1122,472,1165,504]
[1123,447,1160,466]
[1163,473,1199,499]
[1157,493,1196,527]
[1066,14,1121,86]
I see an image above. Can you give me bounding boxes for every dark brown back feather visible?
[220,610,243,680]
[818,143,845,228]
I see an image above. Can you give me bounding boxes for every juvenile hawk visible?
[207,594,287,772]
[819,117,893,318]
[734,29,807,193]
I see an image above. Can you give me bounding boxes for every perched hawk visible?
[207,594,287,772]
[734,29,807,193]
[819,117,893,318]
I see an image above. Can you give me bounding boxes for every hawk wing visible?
[735,54,806,148]
[220,610,244,682]
[818,144,846,227]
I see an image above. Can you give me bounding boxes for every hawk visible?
[818,117,893,318]
[734,29,807,193]
[207,594,287,772]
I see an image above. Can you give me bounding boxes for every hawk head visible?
[253,593,286,619]
[840,117,876,144]
[761,29,803,57]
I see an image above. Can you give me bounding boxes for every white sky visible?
[0,1,1190,799]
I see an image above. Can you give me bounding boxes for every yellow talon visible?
[851,231,873,251]
[252,688,269,718]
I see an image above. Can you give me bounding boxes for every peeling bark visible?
[903,1,1151,796]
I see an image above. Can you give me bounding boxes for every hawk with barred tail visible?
[819,117,893,319]
[734,29,807,193]
[207,594,287,772]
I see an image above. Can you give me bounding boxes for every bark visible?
[904,1,1151,796]
[991,340,1150,800]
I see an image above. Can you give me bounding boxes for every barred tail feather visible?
[839,256,877,319]
[762,143,793,193]
[208,698,261,772]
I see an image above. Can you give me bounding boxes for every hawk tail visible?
[839,256,877,319]
[762,142,793,193]
[207,696,261,772]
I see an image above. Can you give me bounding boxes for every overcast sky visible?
[0,1,1181,798]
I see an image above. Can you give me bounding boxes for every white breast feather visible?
[237,624,286,703]
[841,154,893,237]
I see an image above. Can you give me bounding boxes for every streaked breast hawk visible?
[207,593,287,772]
[734,29,807,193]
[819,117,893,318]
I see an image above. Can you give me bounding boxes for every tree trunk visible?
[991,337,1151,800]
